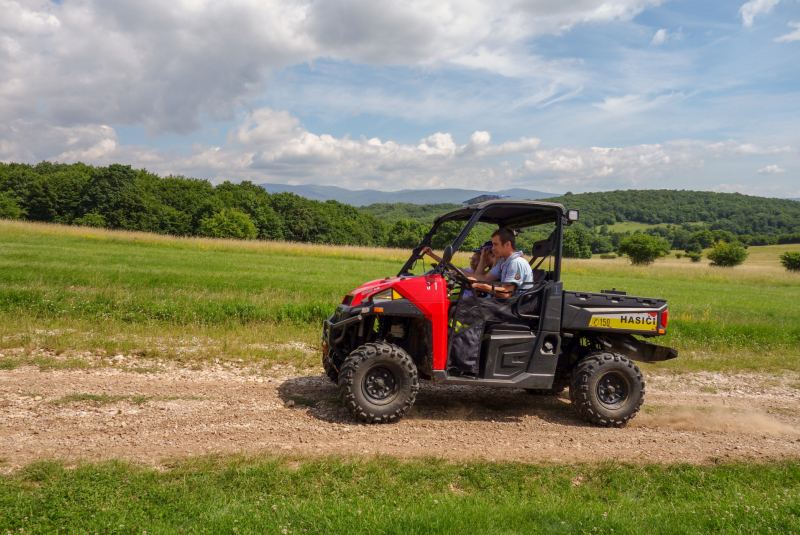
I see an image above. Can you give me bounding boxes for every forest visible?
[2,162,799,256]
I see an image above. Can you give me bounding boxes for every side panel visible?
[393,274,449,371]
[481,330,538,380]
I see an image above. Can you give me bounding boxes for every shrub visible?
[780,251,800,272]
[198,208,258,239]
[562,227,593,259]
[617,234,671,265]
[74,212,107,228]
[706,240,748,267]
[599,253,616,259]
[684,241,702,254]
[675,253,683,259]
[685,252,702,262]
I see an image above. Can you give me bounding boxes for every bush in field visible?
[675,253,683,259]
[686,252,702,262]
[690,229,715,248]
[74,212,107,228]
[617,234,671,265]
[599,253,616,259]
[198,208,258,239]
[562,226,593,259]
[780,251,800,272]
[0,192,23,219]
[706,240,748,267]
[684,241,702,254]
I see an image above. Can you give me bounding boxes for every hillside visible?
[258,183,556,205]
[362,190,800,237]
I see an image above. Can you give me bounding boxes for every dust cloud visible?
[635,407,799,436]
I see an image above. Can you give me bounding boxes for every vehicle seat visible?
[530,239,552,269]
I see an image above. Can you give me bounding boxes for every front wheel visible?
[338,342,419,424]
[569,351,644,427]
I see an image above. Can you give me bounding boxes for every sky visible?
[1,0,799,197]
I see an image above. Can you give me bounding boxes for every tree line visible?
[361,191,800,238]
[2,162,799,255]
[0,162,385,246]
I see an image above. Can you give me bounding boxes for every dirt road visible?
[3,357,800,472]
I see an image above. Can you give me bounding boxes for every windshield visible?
[399,217,557,277]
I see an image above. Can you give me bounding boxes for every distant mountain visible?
[257,183,557,206]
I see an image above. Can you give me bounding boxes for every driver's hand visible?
[422,246,433,256]
[467,276,477,282]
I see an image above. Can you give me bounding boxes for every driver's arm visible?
[470,282,516,298]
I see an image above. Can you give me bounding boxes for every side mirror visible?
[442,245,454,265]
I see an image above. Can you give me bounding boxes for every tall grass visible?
[1,220,799,372]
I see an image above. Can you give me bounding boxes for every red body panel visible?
[346,274,449,371]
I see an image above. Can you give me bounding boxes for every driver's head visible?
[491,228,516,257]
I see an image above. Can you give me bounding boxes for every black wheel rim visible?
[362,365,399,405]
[596,371,630,410]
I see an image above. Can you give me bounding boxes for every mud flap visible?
[597,334,678,363]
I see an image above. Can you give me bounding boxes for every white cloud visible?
[650,27,684,45]
[0,0,664,138]
[775,21,800,42]
[739,0,781,27]
[520,139,794,186]
[651,29,668,45]
[593,92,681,115]
[758,164,787,173]
[4,107,792,194]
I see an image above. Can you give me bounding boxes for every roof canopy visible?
[434,199,567,229]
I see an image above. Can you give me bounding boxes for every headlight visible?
[371,289,394,301]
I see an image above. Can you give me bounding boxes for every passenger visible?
[422,242,489,298]
[468,228,533,298]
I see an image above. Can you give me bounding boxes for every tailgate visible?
[561,291,668,336]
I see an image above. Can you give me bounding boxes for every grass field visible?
[1,220,799,373]
[2,456,800,534]
[3,221,800,533]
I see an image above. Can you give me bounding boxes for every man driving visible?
[469,228,533,298]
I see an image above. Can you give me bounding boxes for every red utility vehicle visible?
[322,200,677,426]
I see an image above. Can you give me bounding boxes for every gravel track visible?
[3,360,800,472]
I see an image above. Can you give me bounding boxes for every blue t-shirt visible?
[462,267,474,298]
[490,251,533,292]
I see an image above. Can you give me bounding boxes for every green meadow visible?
[2,223,800,534]
[3,456,800,535]
[1,220,799,373]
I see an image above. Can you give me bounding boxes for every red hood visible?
[346,277,402,306]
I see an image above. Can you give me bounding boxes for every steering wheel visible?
[443,261,473,286]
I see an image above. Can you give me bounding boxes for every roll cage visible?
[398,199,570,282]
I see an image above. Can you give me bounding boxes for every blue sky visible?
[1,0,799,196]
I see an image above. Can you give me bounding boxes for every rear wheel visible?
[338,342,419,424]
[569,351,644,427]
